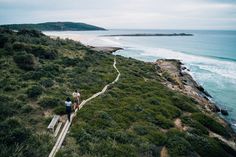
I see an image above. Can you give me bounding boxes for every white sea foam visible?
[140,47,236,81]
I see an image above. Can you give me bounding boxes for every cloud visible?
[0,0,235,29]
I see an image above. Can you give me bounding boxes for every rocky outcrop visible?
[155,59,220,113]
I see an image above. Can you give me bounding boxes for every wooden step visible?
[54,122,62,137]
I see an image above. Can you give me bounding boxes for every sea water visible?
[45,29,236,129]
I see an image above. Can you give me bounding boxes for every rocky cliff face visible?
[155,59,219,112]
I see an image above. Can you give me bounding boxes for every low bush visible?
[191,113,230,138]
[154,114,174,129]
[156,105,181,119]
[22,69,47,80]
[13,42,57,60]
[171,95,197,112]
[133,124,149,136]
[146,130,167,146]
[216,138,236,156]
[40,78,54,88]
[21,105,33,113]
[166,128,185,137]
[0,34,8,48]
[181,116,209,135]
[186,134,230,157]
[13,52,36,70]
[61,57,81,66]
[53,106,66,115]
[166,135,193,157]
[26,85,43,98]
[148,98,160,105]
[17,29,45,37]
[30,45,58,59]
[39,96,61,108]
[112,131,135,144]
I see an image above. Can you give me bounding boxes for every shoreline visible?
[155,59,235,133]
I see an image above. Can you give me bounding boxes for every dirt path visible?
[160,146,169,157]
[174,118,183,131]
[48,58,120,157]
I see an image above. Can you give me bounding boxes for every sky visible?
[0,0,236,30]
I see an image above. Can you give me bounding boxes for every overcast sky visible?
[0,0,236,30]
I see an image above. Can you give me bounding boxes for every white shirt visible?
[72,92,80,98]
[65,101,72,107]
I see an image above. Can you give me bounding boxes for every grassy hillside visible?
[0,22,106,31]
[0,28,235,157]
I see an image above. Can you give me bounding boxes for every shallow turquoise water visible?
[45,29,236,129]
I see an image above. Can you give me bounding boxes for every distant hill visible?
[0,22,106,31]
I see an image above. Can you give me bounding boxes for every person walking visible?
[72,90,81,110]
[65,97,72,122]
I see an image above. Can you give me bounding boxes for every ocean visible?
[45,29,236,129]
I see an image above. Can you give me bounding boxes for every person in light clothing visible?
[65,97,72,122]
[72,90,80,110]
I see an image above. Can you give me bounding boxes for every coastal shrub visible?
[53,106,66,115]
[73,129,92,154]
[22,69,47,80]
[166,128,185,138]
[148,98,160,105]
[0,102,15,121]
[88,141,138,157]
[0,118,51,157]
[146,130,167,146]
[61,57,81,66]
[40,78,54,88]
[186,134,230,157]
[138,143,160,157]
[26,85,43,98]
[17,29,45,37]
[0,34,8,48]
[154,114,174,129]
[0,78,20,92]
[0,118,30,145]
[12,42,30,51]
[181,116,208,135]
[13,52,36,70]
[21,105,33,113]
[216,138,236,156]
[17,94,28,102]
[13,42,57,59]
[166,135,192,157]
[171,95,197,112]
[191,113,230,138]
[133,124,149,136]
[156,105,181,119]
[39,96,61,108]
[95,111,112,121]
[94,129,110,140]
[30,45,58,59]
[42,64,60,76]
[112,131,135,144]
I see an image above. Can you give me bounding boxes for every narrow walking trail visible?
[48,58,120,157]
